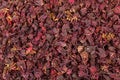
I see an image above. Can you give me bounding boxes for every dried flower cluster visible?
[0,0,120,80]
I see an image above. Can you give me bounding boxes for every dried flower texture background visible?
[0,0,120,80]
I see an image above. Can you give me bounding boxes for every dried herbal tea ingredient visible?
[102,33,115,41]
[77,46,84,53]
[0,0,120,80]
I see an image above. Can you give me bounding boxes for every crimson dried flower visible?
[89,66,97,74]
[68,0,75,4]
[0,0,120,79]
[25,46,36,55]
[113,6,120,14]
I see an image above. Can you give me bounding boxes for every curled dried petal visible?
[68,0,75,4]
[113,6,120,14]
[80,51,89,64]
[77,46,84,53]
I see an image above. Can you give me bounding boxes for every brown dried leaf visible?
[101,65,109,72]
[77,46,84,53]
[80,51,89,64]
[25,46,36,55]
[102,33,115,41]
[50,13,58,21]
[3,62,20,78]
[6,14,12,24]
[11,46,18,52]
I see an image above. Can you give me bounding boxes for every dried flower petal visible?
[77,46,84,53]
[102,33,115,41]
[113,6,120,14]
[6,14,12,24]
[80,51,89,64]
[68,0,75,4]
[0,8,9,19]
[25,46,36,55]
[90,66,97,74]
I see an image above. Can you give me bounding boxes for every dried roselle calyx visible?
[0,0,119,80]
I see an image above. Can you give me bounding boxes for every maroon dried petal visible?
[80,8,87,16]
[78,71,86,77]
[109,73,120,80]
[56,75,64,80]
[34,0,44,6]
[17,60,26,71]
[89,66,97,74]
[91,73,99,80]
[21,72,29,79]
[113,6,120,14]
[0,54,3,60]
[0,0,120,79]
[97,48,107,58]
[68,0,75,4]
[50,68,57,78]
[99,3,106,10]
[57,47,66,54]
[0,8,8,19]
[103,75,111,80]
[66,69,72,75]
[97,0,104,3]
[85,27,95,35]
[26,61,33,70]
[85,1,91,8]
[86,35,94,45]
[113,25,120,32]
[55,42,67,47]
[34,70,42,78]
